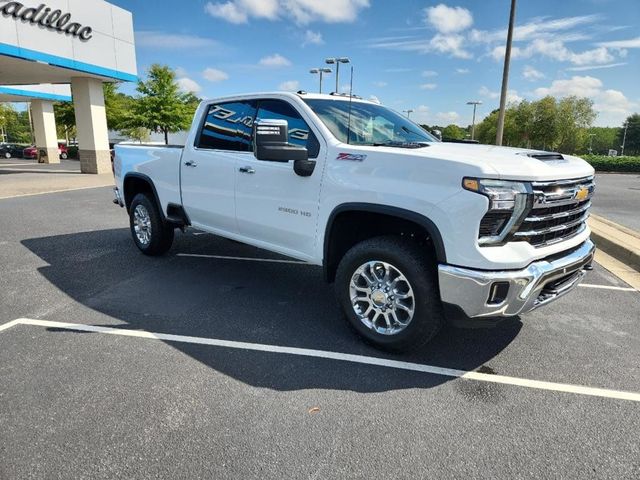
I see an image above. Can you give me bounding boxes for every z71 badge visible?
[336,153,367,162]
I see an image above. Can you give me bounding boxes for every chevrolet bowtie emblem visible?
[575,187,589,201]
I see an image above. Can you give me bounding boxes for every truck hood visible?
[416,142,595,181]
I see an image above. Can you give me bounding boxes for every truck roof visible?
[201,91,376,105]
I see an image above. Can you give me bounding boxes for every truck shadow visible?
[22,228,521,393]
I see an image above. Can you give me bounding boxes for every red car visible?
[23,143,68,160]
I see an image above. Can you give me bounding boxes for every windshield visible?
[303,98,438,146]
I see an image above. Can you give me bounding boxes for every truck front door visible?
[235,98,324,260]
[180,100,257,234]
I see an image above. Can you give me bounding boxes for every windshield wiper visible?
[371,141,430,149]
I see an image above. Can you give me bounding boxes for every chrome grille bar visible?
[512,176,594,247]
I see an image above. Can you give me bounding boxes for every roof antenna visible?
[346,65,354,145]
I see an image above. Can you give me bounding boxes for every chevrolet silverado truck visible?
[113,92,595,351]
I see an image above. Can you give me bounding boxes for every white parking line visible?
[0,184,113,200]
[177,253,309,264]
[579,283,637,292]
[2,318,639,403]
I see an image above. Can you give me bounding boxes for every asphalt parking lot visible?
[1,185,639,479]
[592,173,640,232]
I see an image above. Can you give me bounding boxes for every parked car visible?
[22,145,37,159]
[58,143,69,159]
[0,143,25,159]
[22,143,69,160]
[114,92,595,351]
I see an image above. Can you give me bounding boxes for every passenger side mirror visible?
[254,119,310,165]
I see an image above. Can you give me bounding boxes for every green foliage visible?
[0,104,32,144]
[441,124,467,140]
[54,101,76,141]
[474,96,599,154]
[119,126,151,143]
[582,154,640,172]
[129,64,199,144]
[619,113,640,156]
[584,127,618,155]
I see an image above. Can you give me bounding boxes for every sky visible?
[112,0,640,127]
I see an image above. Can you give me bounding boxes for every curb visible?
[588,214,640,273]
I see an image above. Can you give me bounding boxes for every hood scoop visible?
[522,152,565,162]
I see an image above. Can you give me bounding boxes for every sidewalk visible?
[0,159,113,199]
[589,214,640,289]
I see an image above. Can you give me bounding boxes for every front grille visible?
[513,176,594,247]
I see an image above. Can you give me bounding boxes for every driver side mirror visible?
[253,119,315,177]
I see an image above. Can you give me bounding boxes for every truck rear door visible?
[180,100,257,234]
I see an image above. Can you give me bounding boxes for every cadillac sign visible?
[0,2,93,41]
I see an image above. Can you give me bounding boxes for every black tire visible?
[4,152,11,159]
[129,193,174,256]
[335,236,444,352]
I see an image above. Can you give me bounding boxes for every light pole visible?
[496,0,517,146]
[621,121,628,156]
[466,101,482,140]
[403,109,414,119]
[309,68,332,94]
[588,132,596,154]
[325,57,350,94]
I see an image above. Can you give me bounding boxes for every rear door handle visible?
[239,166,255,174]
[184,160,197,167]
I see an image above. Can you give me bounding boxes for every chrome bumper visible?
[438,239,595,320]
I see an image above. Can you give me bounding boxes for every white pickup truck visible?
[113,92,595,351]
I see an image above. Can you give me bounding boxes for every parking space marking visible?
[176,253,309,264]
[2,318,640,403]
[0,185,114,200]
[579,283,637,292]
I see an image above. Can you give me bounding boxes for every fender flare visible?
[122,172,165,220]
[323,203,448,277]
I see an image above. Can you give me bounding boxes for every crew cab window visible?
[197,100,257,151]
[256,99,320,158]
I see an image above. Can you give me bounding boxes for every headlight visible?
[463,178,533,245]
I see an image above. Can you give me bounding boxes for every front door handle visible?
[184,160,197,167]
[239,166,255,174]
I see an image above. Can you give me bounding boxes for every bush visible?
[581,155,640,173]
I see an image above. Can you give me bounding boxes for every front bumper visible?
[438,239,595,321]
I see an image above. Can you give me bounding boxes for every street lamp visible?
[325,57,350,94]
[621,121,628,156]
[403,109,414,119]
[309,68,332,94]
[588,132,596,154]
[466,101,482,140]
[496,0,517,146]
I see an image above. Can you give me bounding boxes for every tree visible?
[441,124,466,140]
[583,127,617,155]
[555,96,596,153]
[619,113,640,156]
[54,101,76,142]
[0,104,31,144]
[131,64,198,144]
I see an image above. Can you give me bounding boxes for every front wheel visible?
[3,152,10,159]
[335,236,444,352]
[129,193,174,256]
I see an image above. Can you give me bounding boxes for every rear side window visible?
[197,101,257,151]
[256,99,320,158]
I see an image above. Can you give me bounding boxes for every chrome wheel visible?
[349,261,415,335]
[133,204,152,245]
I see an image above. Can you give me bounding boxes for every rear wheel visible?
[129,193,174,256]
[335,236,444,351]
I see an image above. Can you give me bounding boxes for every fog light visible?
[487,282,509,305]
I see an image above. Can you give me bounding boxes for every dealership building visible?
[0,0,137,173]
